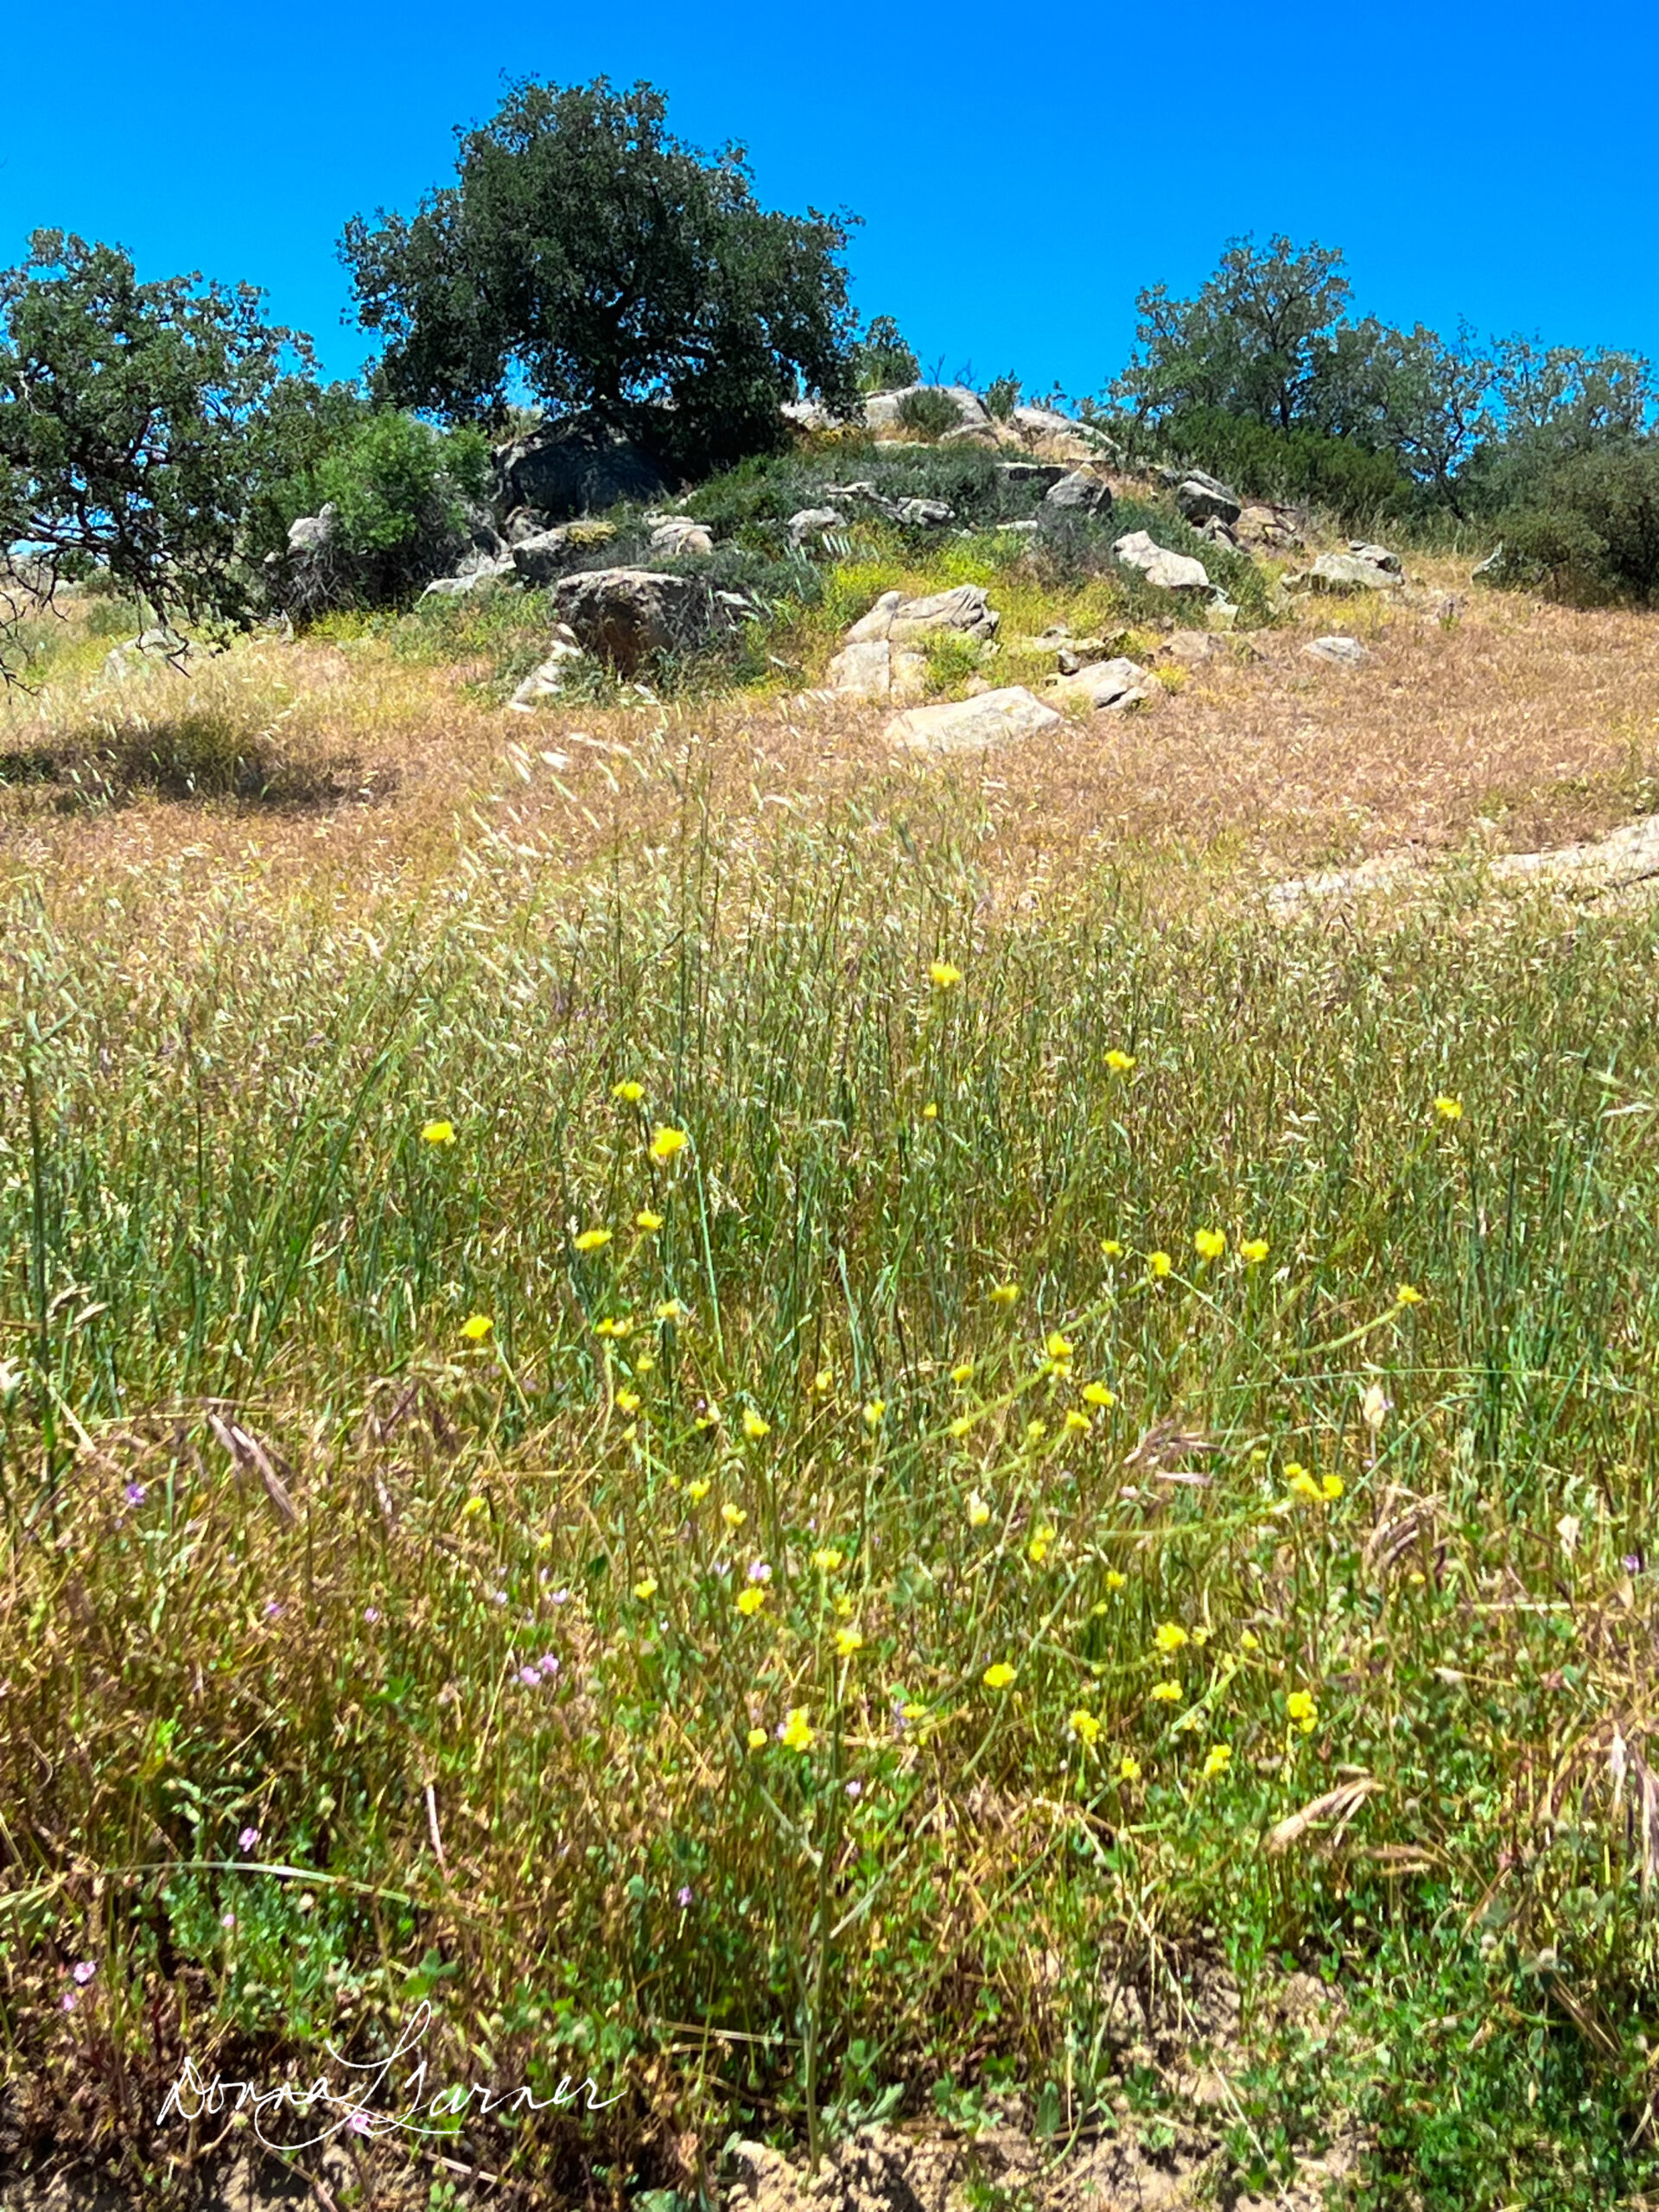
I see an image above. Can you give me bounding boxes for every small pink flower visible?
[364,1606,380,1624]
[221,1911,237,1930]
[124,1483,147,1507]
[61,1992,78,2013]
[346,2110,373,2137]
[747,1560,772,1584]
[238,1827,260,1853]
[518,1666,541,1688]
[537,1653,560,1677]
[71,1961,96,1986]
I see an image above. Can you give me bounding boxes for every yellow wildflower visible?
[612,1080,645,1103]
[1149,1680,1182,1703]
[1395,1282,1423,1306]
[1065,1408,1090,1433]
[461,1313,493,1341]
[1154,1621,1188,1655]
[1046,1332,1074,1364]
[636,1209,664,1231]
[573,1228,612,1253]
[1240,1630,1260,1651]
[1202,1743,1232,1780]
[988,1282,1020,1307]
[1100,1238,1124,1259]
[1433,1094,1464,1122]
[780,1707,815,1752]
[1104,1049,1135,1073]
[420,1120,456,1145]
[1025,1418,1047,1442]
[928,961,963,989]
[862,1399,886,1428]
[811,1548,844,1573]
[649,1125,689,1164]
[951,1363,974,1384]
[1287,1469,1321,1503]
[687,1479,710,1503]
[594,1315,632,1339]
[654,1298,685,1322]
[1070,1709,1102,1747]
[721,1502,747,1529]
[1194,1228,1226,1262]
[1148,1250,1173,1279]
[1105,1569,1127,1591]
[982,1662,1016,1691]
[460,1495,486,1520]
[736,1586,767,1617]
[1241,1236,1269,1264]
[1028,1525,1055,1565]
[922,1103,939,1121]
[747,1726,767,1751]
[967,1492,991,1528]
[1321,1473,1344,1501]
[632,1576,658,1602]
[1118,1753,1141,1783]
[836,1626,863,1658]
[811,1367,834,1394]
[741,1409,771,1440]
[949,1414,974,1439]
[834,1592,855,1618]
[615,1389,641,1414]
[1083,1382,1116,1408]
[1287,1689,1318,1732]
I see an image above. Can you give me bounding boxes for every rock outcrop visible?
[1112,531,1211,593]
[884,685,1062,757]
[547,569,721,677]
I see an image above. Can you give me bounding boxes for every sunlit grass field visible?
[7,765,1659,2208]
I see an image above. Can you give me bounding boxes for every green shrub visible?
[258,408,493,612]
[1159,405,1409,521]
[920,630,984,694]
[895,387,964,440]
[1492,442,1659,604]
[984,375,1020,422]
[855,315,918,394]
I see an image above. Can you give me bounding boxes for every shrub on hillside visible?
[855,315,918,395]
[1492,442,1659,603]
[1160,405,1409,521]
[260,410,493,611]
[895,388,964,439]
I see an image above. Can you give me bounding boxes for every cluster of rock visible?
[1284,542,1404,594]
[825,585,998,703]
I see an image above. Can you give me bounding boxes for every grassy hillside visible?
[6,493,1659,2210]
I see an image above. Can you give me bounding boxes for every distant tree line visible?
[3,83,1656,673]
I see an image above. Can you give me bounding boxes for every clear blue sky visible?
[4,1,1656,404]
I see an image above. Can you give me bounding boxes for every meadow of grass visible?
[7,753,1659,2208]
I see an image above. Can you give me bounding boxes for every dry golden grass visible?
[5,560,1658,920]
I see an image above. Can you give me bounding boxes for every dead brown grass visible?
[5,560,1658,921]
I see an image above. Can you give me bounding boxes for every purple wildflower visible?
[61,1992,78,2013]
[72,1961,96,1986]
[238,1827,260,1853]
[124,1483,147,1507]
[1625,1553,1644,1575]
[518,1666,541,1688]
[747,1560,772,1584]
[221,1911,237,1930]
[550,1588,571,1605]
[537,1653,560,1678]
[346,2110,373,2137]
[264,1599,283,1619]
[491,1588,508,1605]
[364,1606,380,1624]
[845,1780,863,1800]
[677,1885,694,1909]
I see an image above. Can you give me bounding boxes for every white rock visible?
[1304,636,1370,666]
[884,685,1062,758]
[648,517,715,558]
[863,384,990,431]
[844,584,998,647]
[1048,656,1148,710]
[786,507,845,546]
[1112,531,1211,593]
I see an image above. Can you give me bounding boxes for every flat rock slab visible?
[1305,635,1370,666]
[1048,656,1148,709]
[885,686,1062,758]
